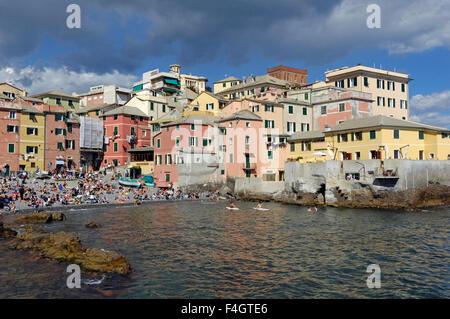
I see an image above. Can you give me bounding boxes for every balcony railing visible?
[241,163,256,170]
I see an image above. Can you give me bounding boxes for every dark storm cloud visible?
[0,0,449,73]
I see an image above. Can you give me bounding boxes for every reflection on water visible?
[0,201,448,298]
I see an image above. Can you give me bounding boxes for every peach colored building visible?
[0,99,21,174]
[153,115,216,188]
[221,99,289,181]
[216,110,263,178]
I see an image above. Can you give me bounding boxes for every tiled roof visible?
[288,130,325,142]
[103,106,148,118]
[216,110,262,122]
[327,115,448,133]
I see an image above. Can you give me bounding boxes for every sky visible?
[0,0,449,127]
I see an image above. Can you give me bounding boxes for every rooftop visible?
[103,106,148,118]
[327,115,448,133]
[288,130,325,142]
[216,109,263,123]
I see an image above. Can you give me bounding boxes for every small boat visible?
[226,207,239,210]
[118,178,141,188]
[253,207,269,211]
[139,175,155,187]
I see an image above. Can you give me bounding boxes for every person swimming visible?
[256,201,263,209]
[228,201,237,208]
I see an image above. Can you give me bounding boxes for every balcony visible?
[241,163,256,170]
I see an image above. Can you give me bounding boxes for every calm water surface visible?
[0,201,448,298]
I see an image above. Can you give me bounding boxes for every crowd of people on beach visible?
[0,172,225,215]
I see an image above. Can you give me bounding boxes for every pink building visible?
[153,115,216,188]
[311,87,373,130]
[102,107,151,167]
[216,110,263,178]
[0,99,21,174]
[221,98,289,181]
[32,101,80,172]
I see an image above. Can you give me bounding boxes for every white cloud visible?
[410,90,450,111]
[0,66,138,95]
[410,112,450,129]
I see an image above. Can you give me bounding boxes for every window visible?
[335,80,344,88]
[287,122,296,133]
[364,77,369,87]
[228,122,232,128]
[162,105,166,112]
[370,130,376,139]
[347,77,357,88]
[339,103,345,112]
[221,170,225,175]
[165,174,170,182]
[202,138,208,147]
[8,144,14,153]
[264,105,273,112]
[393,129,399,139]
[57,142,64,150]
[114,114,118,120]
[321,105,327,115]
[401,83,405,92]
[130,115,136,121]
[56,98,61,105]
[150,102,154,111]
[27,128,38,135]
[114,142,118,152]
[131,127,135,136]
[303,107,307,115]
[222,83,226,88]
[55,128,64,135]
[191,124,195,131]
[418,131,424,140]
[377,79,385,89]
[7,125,18,133]
[166,154,172,165]
[206,103,214,110]
[157,139,161,149]
[290,143,295,152]
[246,122,251,127]
[175,137,180,147]
[252,105,259,112]
[189,137,198,146]
[304,93,308,100]
[229,153,233,163]
[55,114,63,121]
[268,151,273,159]
[9,111,16,119]
[388,98,392,107]
[29,114,36,121]
[400,100,408,109]
[264,120,275,128]
[103,144,107,152]
[355,131,363,141]
[113,127,118,135]
[288,105,293,114]
[26,146,37,154]
[65,140,75,150]
[394,150,400,159]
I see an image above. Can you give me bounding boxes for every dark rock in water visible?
[15,212,66,224]
[0,222,17,238]
[85,221,100,228]
[8,230,131,275]
[15,213,53,224]
[52,213,66,221]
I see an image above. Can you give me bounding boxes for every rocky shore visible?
[0,212,131,275]
[234,184,450,211]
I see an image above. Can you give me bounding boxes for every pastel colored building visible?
[0,99,21,174]
[221,99,289,181]
[213,76,242,95]
[288,115,450,163]
[218,75,289,100]
[153,115,217,188]
[76,85,131,107]
[188,91,227,116]
[34,103,80,172]
[128,146,154,176]
[102,107,151,167]
[0,82,27,99]
[324,65,411,120]
[31,91,81,111]
[215,110,263,178]
[19,105,45,172]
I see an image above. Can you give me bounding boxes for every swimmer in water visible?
[307,207,312,212]
[256,201,263,209]
[228,201,237,209]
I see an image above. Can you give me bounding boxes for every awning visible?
[164,78,180,86]
[162,87,177,92]
[56,160,65,165]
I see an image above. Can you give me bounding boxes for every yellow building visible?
[188,91,227,116]
[325,65,411,120]
[288,115,450,162]
[128,146,154,176]
[19,105,45,172]
[213,76,242,95]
